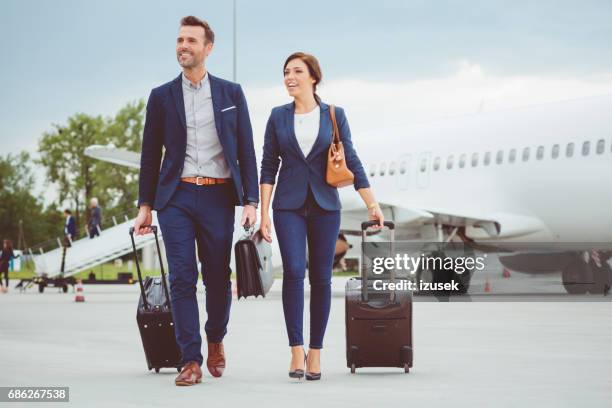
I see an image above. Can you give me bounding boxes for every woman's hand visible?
[369,205,384,229]
[259,212,273,243]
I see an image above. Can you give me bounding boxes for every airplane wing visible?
[339,197,548,240]
[84,145,140,169]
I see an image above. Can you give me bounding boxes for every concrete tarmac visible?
[0,279,611,407]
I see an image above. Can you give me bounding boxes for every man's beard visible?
[177,53,199,68]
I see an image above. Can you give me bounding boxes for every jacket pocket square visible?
[221,105,236,112]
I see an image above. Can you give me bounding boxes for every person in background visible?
[63,209,76,246]
[0,239,19,293]
[88,197,102,239]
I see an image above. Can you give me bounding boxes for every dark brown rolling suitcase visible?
[129,225,182,373]
[345,220,413,374]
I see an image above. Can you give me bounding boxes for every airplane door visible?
[397,154,411,190]
[417,152,431,189]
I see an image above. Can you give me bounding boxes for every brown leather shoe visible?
[175,361,202,386]
[207,342,226,377]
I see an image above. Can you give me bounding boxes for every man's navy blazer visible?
[260,102,370,211]
[138,73,259,210]
[65,216,76,237]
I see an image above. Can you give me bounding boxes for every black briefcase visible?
[129,225,182,373]
[234,225,269,299]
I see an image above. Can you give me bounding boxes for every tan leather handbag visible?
[326,105,354,187]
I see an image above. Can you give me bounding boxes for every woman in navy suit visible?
[259,52,384,381]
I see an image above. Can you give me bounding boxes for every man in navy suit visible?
[133,16,258,386]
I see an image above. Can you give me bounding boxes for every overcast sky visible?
[2,0,612,198]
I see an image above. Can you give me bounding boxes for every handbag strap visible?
[329,105,341,144]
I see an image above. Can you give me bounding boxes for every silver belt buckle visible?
[195,176,204,186]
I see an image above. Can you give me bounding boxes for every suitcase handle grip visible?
[129,225,157,235]
[361,220,395,230]
[128,225,172,312]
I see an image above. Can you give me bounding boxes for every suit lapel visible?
[208,73,224,139]
[170,74,187,132]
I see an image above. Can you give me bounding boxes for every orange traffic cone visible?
[484,276,492,293]
[502,268,511,278]
[75,279,85,302]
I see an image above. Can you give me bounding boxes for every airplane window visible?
[389,162,397,175]
[399,161,407,174]
[379,162,387,176]
[419,158,427,173]
[459,154,466,168]
[433,157,441,171]
[484,151,491,166]
[566,143,574,157]
[509,149,516,163]
[582,141,590,156]
[537,146,544,160]
[447,155,454,170]
[596,139,605,154]
[522,147,530,162]
[496,150,503,165]
[552,144,559,159]
[369,163,376,177]
[471,152,479,167]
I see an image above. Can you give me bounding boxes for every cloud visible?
[244,60,612,145]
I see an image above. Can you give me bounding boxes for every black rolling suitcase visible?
[129,225,182,373]
[345,220,413,374]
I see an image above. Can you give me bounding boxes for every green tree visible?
[0,152,63,248]
[38,101,144,232]
[38,114,105,231]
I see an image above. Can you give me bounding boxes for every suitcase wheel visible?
[350,363,356,374]
[404,364,410,374]
[155,368,160,373]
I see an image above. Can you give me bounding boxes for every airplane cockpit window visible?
[509,149,516,163]
[379,162,387,176]
[419,158,427,173]
[369,163,376,177]
[522,147,530,162]
[596,139,605,154]
[471,152,479,167]
[566,143,574,158]
[433,157,441,171]
[537,146,544,160]
[496,150,503,165]
[552,144,560,159]
[389,162,397,175]
[582,141,590,156]
[459,154,466,168]
[447,155,454,170]
[484,151,491,166]
[399,161,407,174]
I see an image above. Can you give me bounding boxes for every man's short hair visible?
[64,209,72,215]
[180,15,215,44]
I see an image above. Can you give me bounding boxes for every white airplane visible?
[85,93,612,294]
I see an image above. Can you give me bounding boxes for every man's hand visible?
[134,205,153,236]
[241,204,257,228]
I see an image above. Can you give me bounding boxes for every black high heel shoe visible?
[305,353,321,381]
[288,349,306,379]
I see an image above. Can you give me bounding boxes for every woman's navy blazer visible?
[260,102,370,211]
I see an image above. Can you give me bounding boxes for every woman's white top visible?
[294,105,320,157]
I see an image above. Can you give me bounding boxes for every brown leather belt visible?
[181,177,231,186]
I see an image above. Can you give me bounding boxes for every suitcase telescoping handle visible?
[128,225,172,312]
[361,220,396,303]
